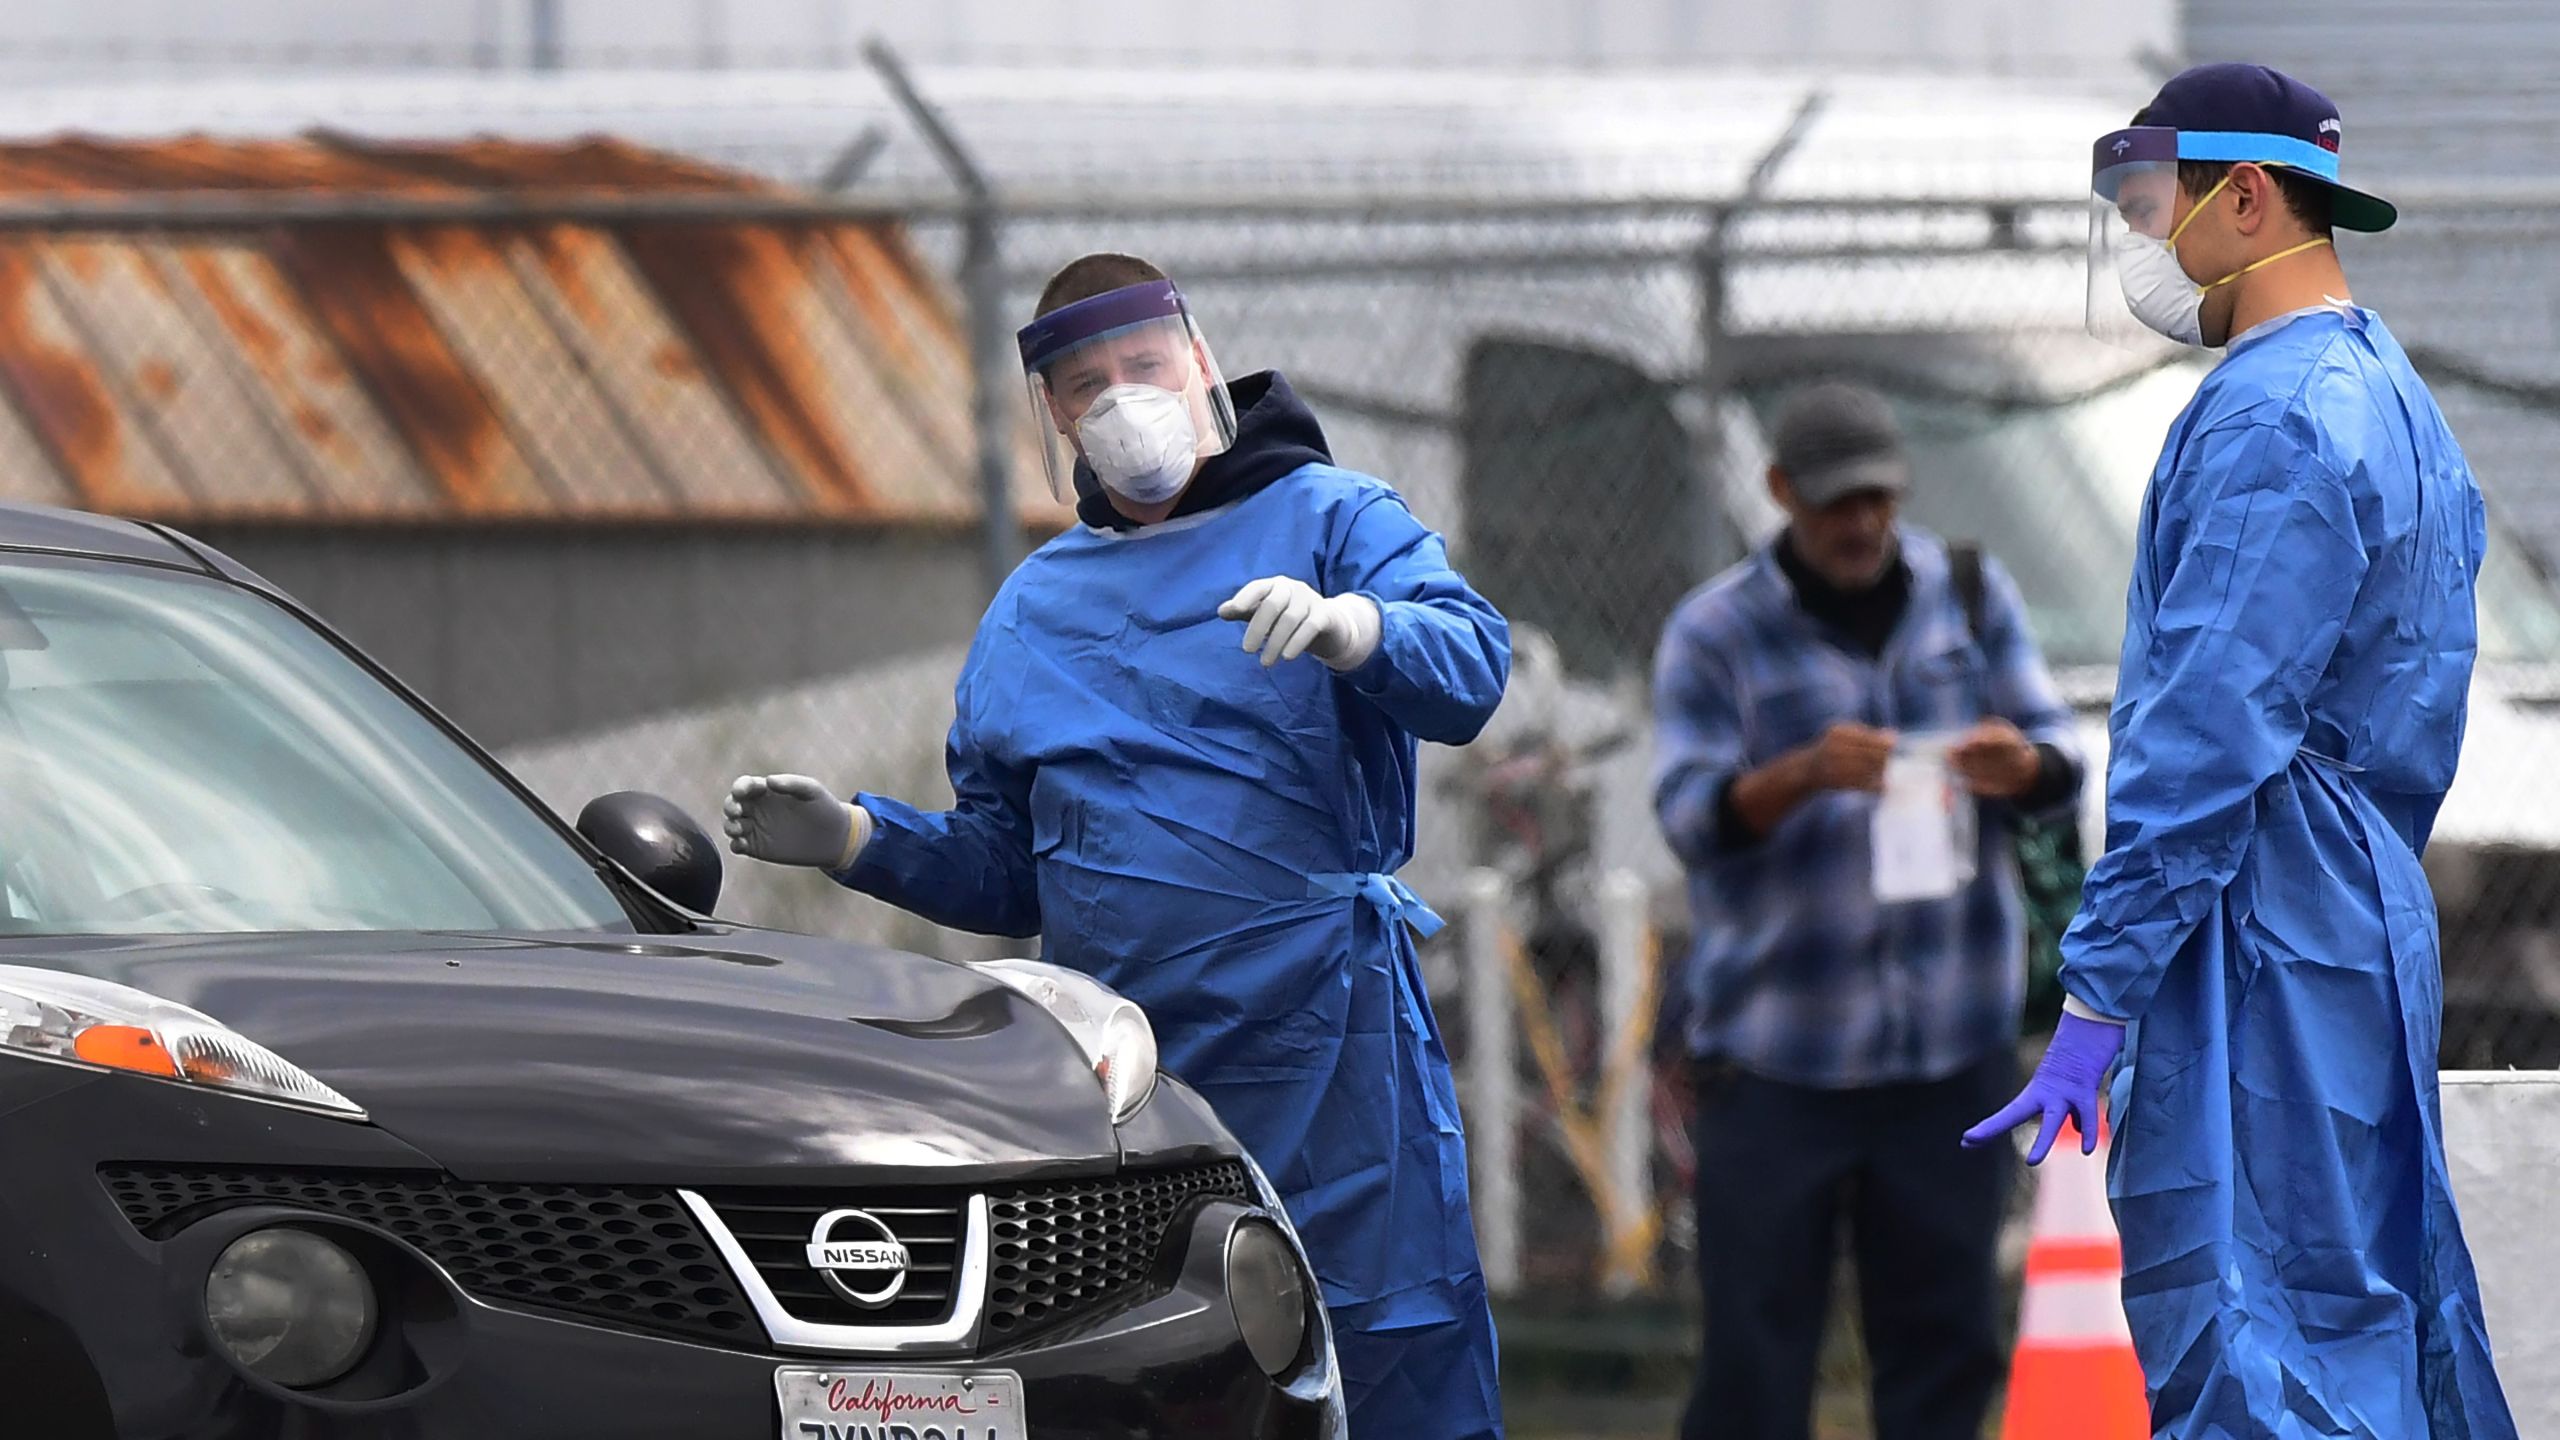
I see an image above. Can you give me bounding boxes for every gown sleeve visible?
[835,620,1042,939]
[2061,419,2371,1021]
[1324,490,1512,745]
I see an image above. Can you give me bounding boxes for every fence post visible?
[1462,868,1522,1296]
[958,209,1018,599]
[527,0,563,71]
[1691,88,1825,548]
[864,37,1019,599]
[1595,868,1655,1297]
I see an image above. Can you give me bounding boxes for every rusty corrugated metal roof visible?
[0,134,1056,526]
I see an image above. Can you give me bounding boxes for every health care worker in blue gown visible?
[1964,64,2517,1437]
[723,252,1509,1438]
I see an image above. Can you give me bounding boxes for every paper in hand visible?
[1872,734,1977,903]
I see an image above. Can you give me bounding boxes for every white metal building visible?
[1,0,2172,81]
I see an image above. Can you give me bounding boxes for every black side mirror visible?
[576,792,722,915]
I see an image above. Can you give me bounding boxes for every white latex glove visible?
[722,774,871,869]
[1218,577,1383,671]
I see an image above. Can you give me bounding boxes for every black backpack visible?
[1948,544,2086,1036]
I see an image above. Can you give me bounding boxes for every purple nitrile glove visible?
[1962,1012,2125,1165]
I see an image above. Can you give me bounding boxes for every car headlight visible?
[1227,1218,1314,1377]
[974,958,1158,1123]
[205,1228,378,1389]
[0,966,364,1120]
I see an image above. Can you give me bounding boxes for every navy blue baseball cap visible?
[2102,62,2395,232]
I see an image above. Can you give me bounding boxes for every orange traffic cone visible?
[2001,1118,2149,1439]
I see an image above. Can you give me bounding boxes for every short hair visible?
[2128,107,2334,237]
[1034,253,1169,318]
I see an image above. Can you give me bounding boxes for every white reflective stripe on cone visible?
[2029,1126,2118,1239]
[2019,1274,2135,1346]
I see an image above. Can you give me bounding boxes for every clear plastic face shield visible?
[2088,126,2197,348]
[1016,281,1237,506]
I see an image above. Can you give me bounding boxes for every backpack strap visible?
[1949,542,1986,641]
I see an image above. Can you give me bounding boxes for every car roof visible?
[0,499,197,567]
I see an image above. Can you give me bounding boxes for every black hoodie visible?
[1073,370,1333,532]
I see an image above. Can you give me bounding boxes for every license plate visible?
[773,1368,1026,1440]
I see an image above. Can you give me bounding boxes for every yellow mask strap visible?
[2165,169,2337,293]
[2202,236,2335,293]
[2164,172,2233,250]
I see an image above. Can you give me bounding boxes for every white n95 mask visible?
[1077,384,1201,505]
[2114,231,2205,348]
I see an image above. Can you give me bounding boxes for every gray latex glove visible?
[723,774,869,869]
[1217,576,1383,670]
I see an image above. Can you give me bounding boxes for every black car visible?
[0,502,1340,1440]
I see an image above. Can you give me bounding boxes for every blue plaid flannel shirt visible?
[1651,530,2083,1088]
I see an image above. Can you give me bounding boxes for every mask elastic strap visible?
[2201,236,2335,293]
[2166,171,2337,293]
[2163,172,2234,250]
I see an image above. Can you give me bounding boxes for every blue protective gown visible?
[2066,306,2516,1438]
[842,453,1509,1439]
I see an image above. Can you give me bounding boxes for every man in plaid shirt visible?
[1651,381,2084,1440]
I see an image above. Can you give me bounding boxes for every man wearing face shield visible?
[725,254,1510,1439]
[1964,63,2518,1435]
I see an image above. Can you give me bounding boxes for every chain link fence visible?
[9,175,2560,1301]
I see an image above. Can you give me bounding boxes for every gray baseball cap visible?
[1771,381,1910,508]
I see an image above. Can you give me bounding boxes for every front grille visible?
[691,1188,967,1328]
[102,1157,1257,1355]
[97,1166,758,1347]
[982,1160,1254,1347]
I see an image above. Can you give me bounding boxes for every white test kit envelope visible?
[1872,731,1977,904]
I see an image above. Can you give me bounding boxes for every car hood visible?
[6,927,1124,1186]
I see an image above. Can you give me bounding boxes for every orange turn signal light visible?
[72,1024,182,1079]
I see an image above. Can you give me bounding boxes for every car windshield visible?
[0,554,632,936]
